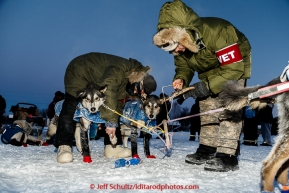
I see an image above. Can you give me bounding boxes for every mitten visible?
[183,82,210,99]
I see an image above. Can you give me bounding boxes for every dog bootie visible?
[281,185,289,193]
[185,152,214,165]
[57,145,73,163]
[146,155,156,159]
[114,158,141,168]
[204,153,239,172]
[132,154,140,159]
[104,145,131,158]
[83,156,92,163]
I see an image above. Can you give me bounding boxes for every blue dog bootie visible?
[114,158,129,168]
[113,158,142,168]
[128,158,141,165]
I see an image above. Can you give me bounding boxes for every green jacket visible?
[64,52,150,125]
[157,0,251,94]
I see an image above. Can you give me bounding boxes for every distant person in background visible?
[47,91,65,120]
[258,103,274,146]
[89,123,102,140]
[0,95,6,129]
[242,106,258,146]
[271,116,278,136]
[189,98,200,141]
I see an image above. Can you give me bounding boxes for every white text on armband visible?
[215,43,243,66]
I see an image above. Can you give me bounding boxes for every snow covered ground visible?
[0,128,282,193]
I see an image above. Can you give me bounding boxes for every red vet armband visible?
[216,43,243,66]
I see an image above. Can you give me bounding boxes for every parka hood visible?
[127,58,151,84]
[153,0,204,54]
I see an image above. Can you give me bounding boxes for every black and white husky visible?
[46,83,109,162]
[120,95,162,159]
[218,77,289,192]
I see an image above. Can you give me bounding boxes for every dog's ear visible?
[141,93,148,104]
[140,99,147,110]
[158,98,165,104]
[100,85,107,93]
[76,90,87,99]
[157,99,164,105]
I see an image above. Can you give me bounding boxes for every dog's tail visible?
[220,77,281,111]
[219,80,263,111]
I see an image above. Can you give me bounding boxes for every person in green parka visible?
[56,52,156,163]
[153,0,251,172]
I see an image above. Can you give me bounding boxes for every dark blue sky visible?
[0,0,289,115]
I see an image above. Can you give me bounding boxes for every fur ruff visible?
[153,26,199,55]
[128,67,151,84]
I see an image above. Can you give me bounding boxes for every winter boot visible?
[104,145,131,158]
[204,153,239,172]
[57,145,73,163]
[185,152,215,165]
[185,144,215,165]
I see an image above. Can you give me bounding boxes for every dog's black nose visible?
[149,115,154,119]
[91,107,96,112]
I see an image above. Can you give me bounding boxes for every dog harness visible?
[55,100,106,124]
[120,99,156,127]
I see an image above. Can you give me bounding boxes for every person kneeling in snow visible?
[1,120,47,146]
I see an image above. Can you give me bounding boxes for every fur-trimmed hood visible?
[127,59,151,84]
[153,26,199,54]
[153,0,203,55]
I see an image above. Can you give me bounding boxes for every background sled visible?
[9,103,45,141]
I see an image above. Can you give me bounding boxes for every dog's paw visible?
[110,134,117,145]
[146,155,156,159]
[83,156,92,163]
[132,154,140,159]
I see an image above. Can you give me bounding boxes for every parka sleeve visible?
[98,66,126,125]
[209,25,251,94]
[173,56,195,88]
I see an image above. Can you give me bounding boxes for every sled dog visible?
[120,95,162,158]
[219,77,289,192]
[46,83,109,158]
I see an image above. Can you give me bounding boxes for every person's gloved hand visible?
[183,81,210,99]
[176,95,185,105]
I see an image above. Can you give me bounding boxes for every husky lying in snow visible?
[1,120,46,146]
[120,95,162,159]
[46,83,111,162]
[219,77,289,192]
